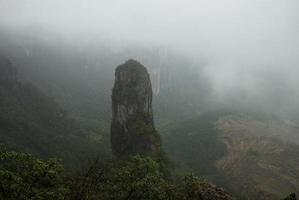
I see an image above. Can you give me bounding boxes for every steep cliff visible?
[111,59,161,157]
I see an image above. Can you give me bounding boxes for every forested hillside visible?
[0,55,109,169]
[0,27,211,126]
[163,111,299,199]
[0,28,298,199]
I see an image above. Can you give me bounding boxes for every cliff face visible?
[111,59,161,157]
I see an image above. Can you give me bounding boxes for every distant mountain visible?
[0,55,110,169]
[1,27,298,199]
[0,27,212,127]
[215,113,299,199]
[163,111,299,199]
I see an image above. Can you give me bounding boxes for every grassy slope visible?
[215,114,299,199]
[162,111,299,199]
[161,111,228,179]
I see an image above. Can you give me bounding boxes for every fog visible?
[1,0,299,117]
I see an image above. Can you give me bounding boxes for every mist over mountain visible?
[0,1,299,199]
[1,0,299,119]
[1,25,298,120]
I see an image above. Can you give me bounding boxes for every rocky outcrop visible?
[111,59,161,157]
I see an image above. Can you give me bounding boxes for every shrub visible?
[0,150,68,200]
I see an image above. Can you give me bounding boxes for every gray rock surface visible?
[111,59,161,157]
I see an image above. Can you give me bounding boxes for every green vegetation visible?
[0,149,230,200]
[0,80,107,168]
[0,41,298,199]
[162,111,227,179]
[0,150,67,200]
[283,193,297,200]
[0,56,110,169]
[162,111,299,199]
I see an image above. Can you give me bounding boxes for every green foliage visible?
[132,118,162,151]
[283,193,297,200]
[68,155,220,200]
[0,56,109,169]
[0,150,68,200]
[162,111,227,177]
[0,149,231,200]
[175,174,205,200]
[99,156,172,200]
[134,119,156,136]
[0,81,99,168]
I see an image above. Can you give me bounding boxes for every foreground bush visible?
[70,155,233,200]
[0,150,68,200]
[0,150,233,200]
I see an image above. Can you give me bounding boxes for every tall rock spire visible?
[111,59,161,157]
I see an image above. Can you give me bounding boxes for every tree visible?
[0,150,68,200]
[283,193,297,200]
[99,156,174,200]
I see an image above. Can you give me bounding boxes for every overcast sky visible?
[1,0,299,115]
